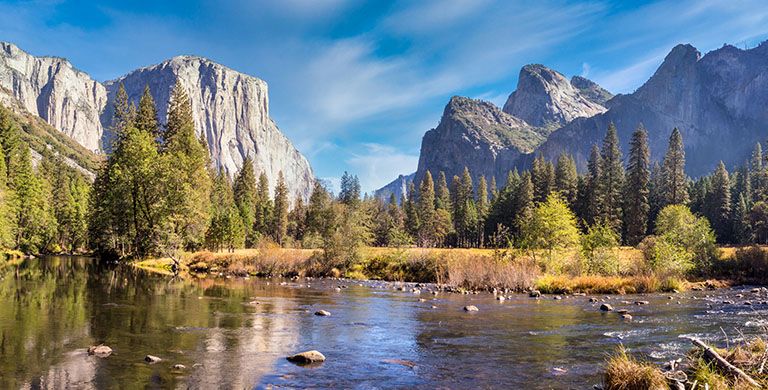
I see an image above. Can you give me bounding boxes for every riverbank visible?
[132,245,765,294]
[604,336,768,389]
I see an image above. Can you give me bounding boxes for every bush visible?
[645,205,718,276]
[581,223,620,275]
[604,347,668,390]
[519,194,580,272]
[713,245,768,282]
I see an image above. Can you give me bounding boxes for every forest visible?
[1,83,768,282]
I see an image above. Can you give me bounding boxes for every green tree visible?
[597,123,624,234]
[339,171,361,207]
[532,154,555,203]
[254,172,273,236]
[271,172,289,245]
[623,125,651,245]
[11,146,56,253]
[163,81,212,251]
[452,168,478,247]
[584,144,603,226]
[651,204,717,274]
[404,181,419,239]
[110,83,135,147]
[733,194,752,244]
[581,222,620,275]
[435,171,451,211]
[661,128,688,206]
[749,201,768,244]
[233,156,258,246]
[0,144,12,248]
[416,171,437,247]
[554,153,578,207]
[751,142,766,202]
[135,85,159,137]
[519,193,580,271]
[206,171,245,251]
[704,161,731,242]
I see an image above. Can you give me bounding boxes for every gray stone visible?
[314,310,331,316]
[463,305,479,312]
[286,350,326,364]
[145,355,162,363]
[87,345,112,357]
[600,304,613,312]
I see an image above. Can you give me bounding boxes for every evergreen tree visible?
[404,181,419,239]
[597,123,624,233]
[733,194,752,244]
[514,172,534,235]
[555,153,578,207]
[489,175,498,202]
[476,175,489,246]
[164,81,212,251]
[751,142,766,202]
[705,161,732,242]
[111,83,135,146]
[135,85,159,137]
[339,171,361,207]
[254,172,273,236]
[623,125,650,245]
[233,156,258,246]
[452,168,478,247]
[435,171,451,211]
[584,145,603,226]
[272,172,289,245]
[11,146,56,253]
[0,143,12,248]
[288,195,307,242]
[305,180,331,238]
[532,155,555,202]
[416,171,437,246]
[206,171,244,252]
[662,128,688,206]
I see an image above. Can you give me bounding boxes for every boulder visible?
[87,345,112,357]
[600,304,614,312]
[463,305,479,312]
[287,350,326,364]
[145,355,162,363]
[172,364,186,370]
[529,290,541,298]
[634,301,650,305]
[314,310,331,316]
[621,314,633,321]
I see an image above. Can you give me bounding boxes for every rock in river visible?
[173,364,186,370]
[621,314,633,321]
[87,345,112,357]
[529,290,541,298]
[145,355,162,363]
[463,305,479,312]
[314,310,331,316]
[600,304,614,312]
[287,350,326,364]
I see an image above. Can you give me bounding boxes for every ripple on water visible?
[648,342,685,360]
[602,329,651,340]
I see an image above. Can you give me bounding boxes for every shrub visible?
[519,194,580,272]
[581,223,620,275]
[644,205,718,276]
[604,346,668,390]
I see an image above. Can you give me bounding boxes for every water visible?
[1,256,767,389]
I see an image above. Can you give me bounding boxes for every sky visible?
[1,0,768,193]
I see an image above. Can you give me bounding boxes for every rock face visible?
[0,42,314,201]
[413,96,545,187]
[0,42,106,151]
[535,42,768,177]
[103,56,314,200]
[502,64,608,128]
[374,173,414,202]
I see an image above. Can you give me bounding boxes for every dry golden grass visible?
[604,346,668,390]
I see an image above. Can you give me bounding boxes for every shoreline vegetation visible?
[604,337,768,389]
[132,244,766,295]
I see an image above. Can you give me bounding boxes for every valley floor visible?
[134,246,763,294]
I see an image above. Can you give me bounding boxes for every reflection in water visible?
[0,257,766,389]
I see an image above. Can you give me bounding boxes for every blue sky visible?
[2,0,768,193]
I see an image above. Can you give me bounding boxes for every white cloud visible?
[346,143,419,193]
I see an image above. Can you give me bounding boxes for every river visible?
[0,256,766,389]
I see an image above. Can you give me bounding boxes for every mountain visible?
[412,96,547,188]
[0,42,314,201]
[374,173,414,202]
[103,56,314,200]
[535,42,768,176]
[502,64,609,128]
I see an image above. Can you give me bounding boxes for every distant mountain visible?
[0,42,314,201]
[535,42,768,176]
[374,173,415,202]
[380,41,768,194]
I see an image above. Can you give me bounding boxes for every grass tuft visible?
[604,346,668,390]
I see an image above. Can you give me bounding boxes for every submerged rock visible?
[172,364,186,370]
[87,345,112,357]
[529,290,541,298]
[287,350,326,364]
[145,355,162,363]
[600,304,614,312]
[463,305,479,312]
[621,314,633,321]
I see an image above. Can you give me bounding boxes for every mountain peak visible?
[502,63,607,127]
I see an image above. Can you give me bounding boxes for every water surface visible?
[1,256,766,389]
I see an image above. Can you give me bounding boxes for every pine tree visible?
[598,123,625,233]
[11,146,56,253]
[233,156,258,246]
[554,153,578,206]
[135,85,159,137]
[453,168,478,247]
[404,181,419,239]
[435,171,451,211]
[705,161,732,242]
[206,171,244,252]
[585,144,603,226]
[339,171,361,207]
[416,171,437,247]
[288,195,307,242]
[514,172,534,234]
[111,83,135,146]
[254,172,273,236]
[476,175,489,246]
[164,81,212,250]
[532,155,555,203]
[0,143,13,248]
[733,194,752,244]
[489,175,498,201]
[272,171,289,245]
[306,180,331,237]
[662,128,688,206]
[623,125,651,245]
[751,142,766,202]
